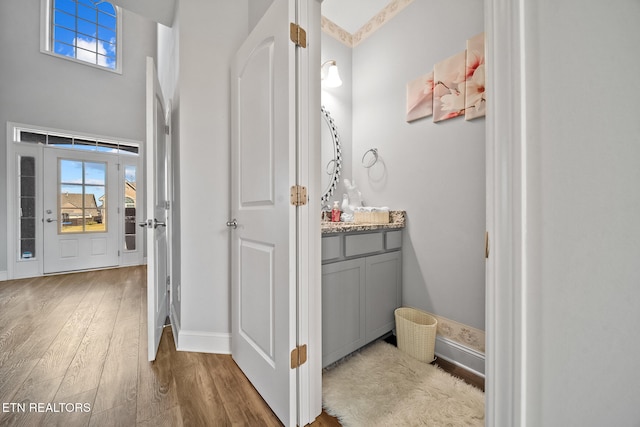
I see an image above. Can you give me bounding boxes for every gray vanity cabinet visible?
[322,230,402,367]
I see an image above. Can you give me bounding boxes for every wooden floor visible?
[0,266,482,427]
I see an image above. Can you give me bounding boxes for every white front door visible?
[43,148,119,274]
[230,0,299,424]
[145,57,170,361]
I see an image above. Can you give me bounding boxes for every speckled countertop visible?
[321,210,406,234]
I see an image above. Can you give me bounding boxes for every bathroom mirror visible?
[321,105,342,203]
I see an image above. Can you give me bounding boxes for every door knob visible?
[46,218,57,223]
[139,220,151,228]
[153,219,166,229]
[226,219,238,229]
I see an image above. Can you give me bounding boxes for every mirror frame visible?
[320,105,342,203]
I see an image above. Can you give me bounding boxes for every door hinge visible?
[290,185,307,206]
[291,344,307,369]
[117,250,120,257]
[290,23,307,48]
[485,231,490,259]
[166,276,171,291]
[165,125,170,135]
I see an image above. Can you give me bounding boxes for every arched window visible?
[41,0,122,73]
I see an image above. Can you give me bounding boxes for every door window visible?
[59,159,107,233]
[124,165,137,250]
[19,156,37,259]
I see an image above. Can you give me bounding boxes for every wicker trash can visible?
[394,307,437,363]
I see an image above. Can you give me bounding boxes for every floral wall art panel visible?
[465,32,486,120]
[406,70,434,122]
[433,51,466,122]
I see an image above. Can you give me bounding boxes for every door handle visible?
[46,218,57,223]
[226,219,238,229]
[139,220,151,228]
[153,219,166,229]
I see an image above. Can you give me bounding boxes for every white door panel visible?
[231,0,297,425]
[146,56,170,362]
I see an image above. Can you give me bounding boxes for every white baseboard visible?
[435,335,485,378]
[0,271,7,281]
[177,329,231,354]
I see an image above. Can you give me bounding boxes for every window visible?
[59,159,108,233]
[16,128,139,155]
[124,165,137,251]
[41,0,122,73]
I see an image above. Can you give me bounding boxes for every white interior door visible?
[43,148,119,273]
[145,56,170,361]
[230,0,298,424]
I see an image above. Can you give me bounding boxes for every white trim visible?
[177,330,231,354]
[305,1,323,424]
[5,122,144,280]
[485,0,539,425]
[0,271,7,281]
[169,301,180,349]
[40,0,124,74]
[435,335,485,378]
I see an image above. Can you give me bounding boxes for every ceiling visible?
[322,0,392,34]
[109,0,391,34]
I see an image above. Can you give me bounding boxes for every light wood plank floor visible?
[0,266,289,426]
[0,266,480,426]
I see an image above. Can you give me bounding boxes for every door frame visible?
[484,0,537,425]
[5,122,144,279]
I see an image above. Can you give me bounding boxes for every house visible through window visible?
[43,0,121,72]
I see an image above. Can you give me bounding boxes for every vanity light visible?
[321,60,343,88]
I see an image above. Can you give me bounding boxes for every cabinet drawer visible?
[322,235,342,261]
[386,230,402,250]
[345,233,383,257]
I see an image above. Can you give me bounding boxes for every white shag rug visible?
[322,341,485,427]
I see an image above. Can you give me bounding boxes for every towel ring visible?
[362,148,379,168]
[326,159,337,175]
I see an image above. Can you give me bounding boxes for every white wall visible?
[168,0,248,351]
[157,12,181,323]
[351,0,485,330]
[0,0,157,274]
[523,1,640,424]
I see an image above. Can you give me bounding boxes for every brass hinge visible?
[485,231,490,259]
[291,344,307,369]
[290,23,307,48]
[290,185,307,206]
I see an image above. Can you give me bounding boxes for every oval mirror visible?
[321,105,342,203]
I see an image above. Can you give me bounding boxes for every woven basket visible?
[394,307,437,363]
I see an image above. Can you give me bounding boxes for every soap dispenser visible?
[331,201,341,222]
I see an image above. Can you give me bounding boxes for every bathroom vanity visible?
[321,211,405,367]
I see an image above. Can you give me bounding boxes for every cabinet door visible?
[322,258,366,367]
[365,251,402,342]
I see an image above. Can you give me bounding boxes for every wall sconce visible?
[321,60,343,88]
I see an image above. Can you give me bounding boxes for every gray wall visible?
[321,32,353,205]
[526,0,640,423]
[350,0,485,330]
[0,0,157,274]
[159,0,248,345]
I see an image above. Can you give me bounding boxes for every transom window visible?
[42,0,121,72]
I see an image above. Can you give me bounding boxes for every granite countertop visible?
[321,210,406,234]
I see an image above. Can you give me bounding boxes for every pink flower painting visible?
[433,51,466,122]
[465,32,486,120]
[406,71,434,122]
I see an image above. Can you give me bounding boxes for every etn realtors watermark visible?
[2,402,91,413]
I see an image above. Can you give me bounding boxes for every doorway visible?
[6,123,144,279]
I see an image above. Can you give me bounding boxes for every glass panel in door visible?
[59,159,107,233]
